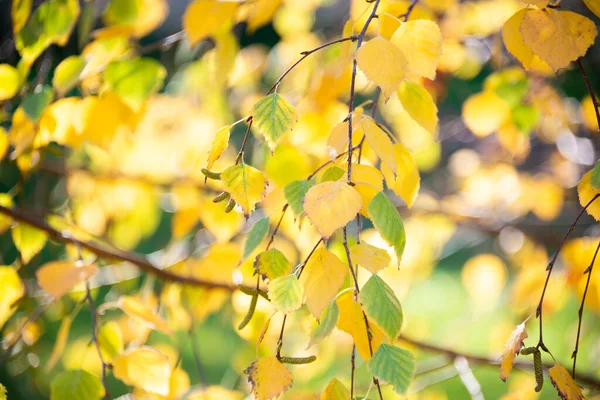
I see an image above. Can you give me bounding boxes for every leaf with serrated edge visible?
[268,274,304,314]
[350,242,391,274]
[390,20,442,80]
[303,181,362,239]
[359,274,403,340]
[320,378,350,400]
[499,322,528,381]
[221,163,268,217]
[360,116,396,173]
[284,179,316,217]
[356,36,406,100]
[549,363,584,400]
[207,125,230,169]
[367,192,406,265]
[308,301,339,348]
[244,357,293,400]
[255,248,291,281]
[252,93,297,150]
[367,344,415,395]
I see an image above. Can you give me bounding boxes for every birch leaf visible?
[356,36,406,100]
[221,163,268,217]
[244,357,293,400]
[252,93,297,151]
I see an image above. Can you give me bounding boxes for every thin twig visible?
[235,116,254,164]
[536,193,600,352]
[576,60,600,134]
[266,204,289,250]
[400,0,420,21]
[572,238,600,379]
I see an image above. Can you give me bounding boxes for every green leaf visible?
[268,274,304,314]
[321,378,350,399]
[367,344,415,395]
[511,104,539,136]
[0,383,6,400]
[102,0,138,26]
[359,274,403,340]
[52,55,85,95]
[15,0,80,66]
[243,217,270,259]
[11,223,48,264]
[308,301,339,347]
[255,248,291,280]
[284,179,316,217]
[494,77,528,108]
[50,369,105,400]
[367,192,406,265]
[103,57,166,110]
[591,160,600,189]
[252,93,297,150]
[320,166,345,183]
[21,86,54,121]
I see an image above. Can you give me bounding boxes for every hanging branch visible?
[576,60,600,134]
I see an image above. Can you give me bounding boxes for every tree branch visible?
[577,59,600,134]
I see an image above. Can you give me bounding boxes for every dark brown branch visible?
[235,116,254,164]
[0,205,241,290]
[572,238,600,379]
[577,60,600,134]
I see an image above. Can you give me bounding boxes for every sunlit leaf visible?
[584,0,600,19]
[12,0,32,34]
[549,363,583,400]
[221,163,268,217]
[520,9,597,72]
[97,321,124,362]
[183,0,238,46]
[308,301,339,347]
[350,242,390,274]
[578,170,600,221]
[207,125,231,170]
[50,369,105,400]
[390,20,442,80]
[52,56,85,95]
[397,80,438,137]
[0,383,5,400]
[36,261,98,298]
[244,357,293,400]
[11,223,48,264]
[243,217,270,260]
[502,9,553,74]
[360,116,396,173]
[303,181,362,239]
[320,378,350,400]
[367,344,415,395]
[382,143,420,209]
[367,192,406,265]
[255,248,291,281]
[99,296,172,334]
[102,0,168,37]
[0,266,25,330]
[268,274,304,314]
[356,35,406,100]
[284,179,316,217]
[252,93,297,151]
[113,347,172,396]
[500,322,528,381]
[0,64,21,100]
[359,274,403,340]
[377,13,401,40]
[320,166,345,183]
[300,248,347,319]
[462,91,511,137]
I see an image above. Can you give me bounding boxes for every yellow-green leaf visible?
[390,20,443,80]
[102,0,168,37]
[12,0,32,34]
[300,248,347,319]
[397,80,438,137]
[255,248,291,281]
[359,274,403,340]
[350,242,391,274]
[548,363,584,400]
[356,35,406,100]
[308,301,339,347]
[183,0,238,46]
[0,266,25,330]
[97,321,124,362]
[244,357,293,400]
[0,64,21,100]
[252,93,297,151]
[578,170,600,221]
[52,56,85,95]
[36,261,98,298]
[284,179,316,217]
[268,274,304,314]
[243,217,270,260]
[12,223,48,264]
[50,369,105,400]
[321,378,350,400]
[0,383,6,400]
[113,347,172,396]
[367,192,406,265]
[207,125,231,170]
[221,163,268,217]
[367,344,415,395]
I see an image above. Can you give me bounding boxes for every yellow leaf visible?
[97,321,124,362]
[360,116,396,173]
[12,0,32,34]
[348,163,384,216]
[499,322,528,381]
[183,0,238,46]
[327,109,364,157]
[462,91,511,137]
[581,95,599,132]
[461,253,507,304]
[578,170,600,221]
[549,363,584,400]
[321,378,350,399]
[52,56,85,96]
[502,9,553,74]
[377,13,401,40]
[0,128,8,162]
[0,64,21,100]
[522,0,549,7]
[350,242,391,274]
[36,261,98,298]
[244,357,293,400]
[382,143,420,208]
[11,223,48,264]
[520,9,597,72]
[245,0,283,34]
[46,314,74,370]
[207,125,231,170]
[0,266,25,330]
[300,248,348,318]
[390,20,443,80]
[38,97,82,149]
[100,296,172,334]
[584,0,600,19]
[221,163,268,217]
[303,181,362,239]
[355,36,407,100]
[113,347,172,396]
[336,290,384,361]
[397,80,438,137]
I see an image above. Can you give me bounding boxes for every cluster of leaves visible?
[0,0,600,399]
